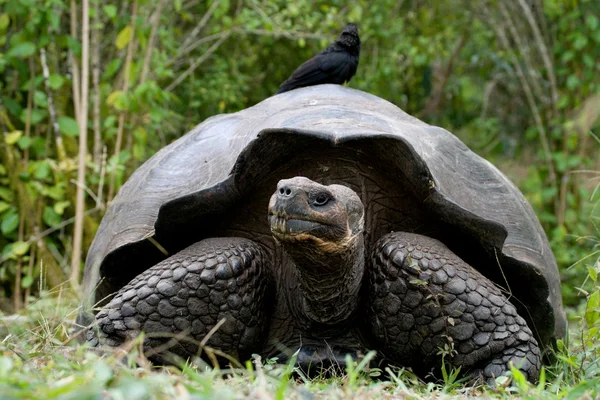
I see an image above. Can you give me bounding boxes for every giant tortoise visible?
[79,85,565,383]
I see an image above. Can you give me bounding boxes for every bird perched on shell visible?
[276,23,360,94]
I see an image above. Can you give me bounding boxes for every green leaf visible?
[573,34,588,50]
[34,90,48,107]
[586,291,600,327]
[106,90,127,111]
[19,172,31,182]
[21,275,33,288]
[588,266,598,283]
[53,200,70,215]
[102,59,122,79]
[17,136,32,150]
[0,201,10,214]
[0,188,14,202]
[44,184,65,201]
[33,161,51,180]
[103,4,117,19]
[43,206,61,227]
[58,116,79,136]
[20,108,47,125]
[175,0,182,12]
[586,14,598,30]
[0,14,9,31]
[566,75,580,90]
[48,74,64,90]
[7,42,36,58]
[11,241,29,256]
[116,26,132,50]
[2,96,22,117]
[1,211,19,235]
[5,131,22,145]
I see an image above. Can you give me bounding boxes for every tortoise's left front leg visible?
[366,232,541,384]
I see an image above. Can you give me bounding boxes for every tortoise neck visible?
[285,233,365,326]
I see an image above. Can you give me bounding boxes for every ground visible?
[0,286,598,400]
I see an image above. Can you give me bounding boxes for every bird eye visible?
[313,194,330,206]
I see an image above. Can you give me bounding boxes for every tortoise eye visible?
[313,193,331,206]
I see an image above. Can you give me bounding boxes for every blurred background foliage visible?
[0,0,598,313]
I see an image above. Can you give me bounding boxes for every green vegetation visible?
[0,0,599,397]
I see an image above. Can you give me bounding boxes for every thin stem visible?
[71,0,91,290]
[107,0,138,203]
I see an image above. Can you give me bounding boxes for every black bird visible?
[276,23,360,94]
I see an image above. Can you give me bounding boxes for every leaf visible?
[20,108,47,125]
[586,291,600,326]
[53,200,70,215]
[0,14,9,31]
[7,42,36,58]
[2,96,22,117]
[447,317,455,326]
[34,90,48,107]
[106,90,127,111]
[0,201,10,214]
[103,4,117,19]
[587,14,599,30]
[0,188,14,202]
[17,136,32,150]
[116,26,132,50]
[43,206,61,227]
[1,211,19,235]
[48,74,64,90]
[588,266,598,283]
[5,131,22,145]
[33,161,51,180]
[11,241,30,256]
[58,116,79,136]
[102,59,122,79]
[21,275,33,288]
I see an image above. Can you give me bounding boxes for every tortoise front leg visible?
[88,237,273,364]
[366,232,541,384]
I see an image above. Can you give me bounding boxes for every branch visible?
[181,0,221,51]
[165,31,230,92]
[515,0,558,114]
[71,0,91,290]
[232,27,328,40]
[140,0,168,84]
[169,31,228,68]
[107,0,138,203]
[40,48,66,162]
[420,26,469,118]
[497,2,546,106]
[0,207,103,266]
[482,6,558,208]
[70,0,81,125]
[91,0,102,165]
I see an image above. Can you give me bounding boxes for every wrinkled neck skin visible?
[283,233,365,329]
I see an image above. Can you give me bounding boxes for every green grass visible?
[1,281,599,400]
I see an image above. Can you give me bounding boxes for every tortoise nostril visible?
[278,186,294,197]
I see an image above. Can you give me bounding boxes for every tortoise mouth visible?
[269,212,327,237]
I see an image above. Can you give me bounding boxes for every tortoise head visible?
[268,176,364,257]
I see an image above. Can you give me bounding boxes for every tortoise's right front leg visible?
[88,237,274,363]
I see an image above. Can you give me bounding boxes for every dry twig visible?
[71,0,91,289]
